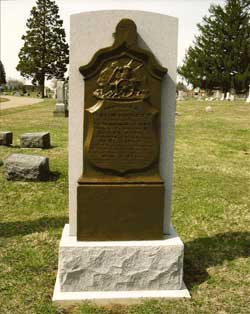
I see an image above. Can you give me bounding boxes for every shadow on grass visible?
[184,231,250,289]
[7,145,58,150]
[0,216,67,237]
[48,171,61,181]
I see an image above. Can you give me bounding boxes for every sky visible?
[0,0,225,83]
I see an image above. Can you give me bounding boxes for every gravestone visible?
[177,90,185,101]
[226,91,230,101]
[53,80,68,117]
[246,85,250,103]
[214,90,221,100]
[230,94,235,101]
[0,131,13,146]
[4,153,50,181]
[53,11,190,305]
[20,132,51,148]
[205,105,213,112]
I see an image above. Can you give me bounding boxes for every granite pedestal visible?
[53,224,190,305]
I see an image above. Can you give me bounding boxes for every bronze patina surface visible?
[77,19,167,240]
[77,184,164,241]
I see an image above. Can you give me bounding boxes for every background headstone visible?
[214,90,221,100]
[56,80,64,103]
[4,154,50,181]
[246,85,250,103]
[177,90,185,101]
[0,131,13,146]
[205,105,213,112]
[20,132,51,148]
[53,80,68,117]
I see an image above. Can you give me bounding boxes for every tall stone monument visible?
[53,10,190,305]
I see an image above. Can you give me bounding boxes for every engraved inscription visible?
[85,100,158,174]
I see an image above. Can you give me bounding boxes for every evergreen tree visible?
[178,0,250,95]
[0,60,6,85]
[16,0,69,97]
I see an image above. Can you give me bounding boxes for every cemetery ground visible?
[0,99,249,314]
[0,97,9,103]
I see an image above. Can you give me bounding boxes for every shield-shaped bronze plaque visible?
[79,19,167,181]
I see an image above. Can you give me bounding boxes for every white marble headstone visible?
[56,80,64,103]
[68,10,178,236]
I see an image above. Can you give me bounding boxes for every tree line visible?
[1,0,249,97]
[178,0,250,95]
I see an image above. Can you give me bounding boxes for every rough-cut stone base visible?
[4,153,50,181]
[0,131,13,146]
[20,132,51,148]
[53,224,190,305]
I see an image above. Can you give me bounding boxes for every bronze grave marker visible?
[77,19,167,240]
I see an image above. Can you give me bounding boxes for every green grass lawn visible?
[0,99,249,314]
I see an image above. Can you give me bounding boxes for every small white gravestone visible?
[226,92,230,101]
[230,94,235,101]
[177,90,185,101]
[205,105,213,112]
[53,10,190,305]
[246,85,250,103]
[220,94,225,101]
[214,90,221,100]
[53,80,68,117]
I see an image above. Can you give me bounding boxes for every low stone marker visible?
[0,131,13,146]
[246,85,250,103]
[205,105,213,112]
[4,153,50,181]
[20,132,51,148]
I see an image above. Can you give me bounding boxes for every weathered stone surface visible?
[58,225,183,292]
[4,153,50,181]
[20,132,51,148]
[56,80,64,103]
[0,131,13,146]
[55,103,66,112]
[53,103,68,117]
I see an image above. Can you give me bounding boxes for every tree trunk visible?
[39,76,45,98]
